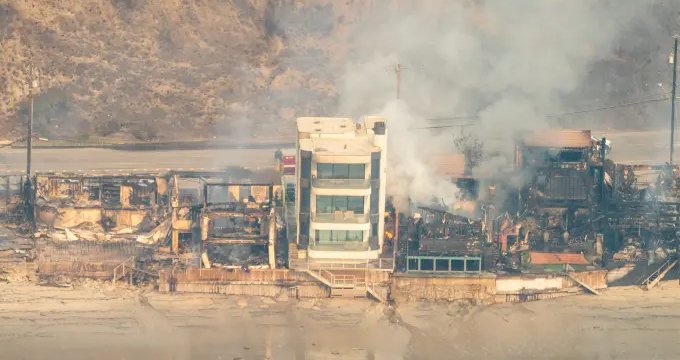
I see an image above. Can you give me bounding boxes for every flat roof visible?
[297,117,356,134]
[299,137,379,155]
[523,130,591,148]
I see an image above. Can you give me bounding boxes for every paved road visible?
[0,130,674,175]
[596,130,674,164]
[0,148,278,174]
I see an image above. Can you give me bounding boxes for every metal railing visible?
[112,256,135,284]
[311,212,369,223]
[308,268,365,288]
[112,256,158,284]
[312,177,370,189]
[641,257,678,290]
[308,241,370,251]
[304,256,394,271]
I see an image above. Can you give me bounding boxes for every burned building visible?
[165,170,282,269]
[0,174,27,223]
[403,206,483,273]
[606,164,680,264]
[510,130,605,257]
[34,173,161,232]
[517,130,596,209]
[200,179,278,269]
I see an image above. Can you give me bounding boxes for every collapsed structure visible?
[27,170,283,273]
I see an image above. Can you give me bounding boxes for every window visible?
[315,230,364,243]
[317,163,365,179]
[349,164,364,179]
[316,196,364,213]
[347,197,363,213]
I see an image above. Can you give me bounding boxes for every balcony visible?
[309,241,370,251]
[312,211,369,224]
[312,177,370,189]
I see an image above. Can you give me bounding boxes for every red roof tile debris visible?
[529,252,589,265]
[523,130,592,148]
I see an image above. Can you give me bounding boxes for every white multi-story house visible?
[295,116,387,260]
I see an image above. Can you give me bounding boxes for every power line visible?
[545,96,669,118]
[411,95,670,130]
[421,90,674,125]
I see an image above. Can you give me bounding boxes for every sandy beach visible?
[1,270,679,360]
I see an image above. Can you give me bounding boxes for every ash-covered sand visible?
[0,276,679,360]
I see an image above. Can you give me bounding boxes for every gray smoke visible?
[336,0,658,210]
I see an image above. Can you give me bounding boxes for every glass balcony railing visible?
[312,177,370,189]
[312,212,370,224]
[309,241,370,251]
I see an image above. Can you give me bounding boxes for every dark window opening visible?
[315,230,363,243]
[317,163,365,179]
[558,150,584,162]
[420,259,434,271]
[408,258,418,271]
[467,259,481,271]
[316,195,364,214]
[435,259,449,271]
[451,259,465,271]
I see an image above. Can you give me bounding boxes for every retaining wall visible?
[158,268,330,298]
[390,273,497,303]
[391,270,608,304]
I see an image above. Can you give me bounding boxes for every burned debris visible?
[200,179,279,269]
[392,128,679,282]
[0,168,284,286]
[34,173,161,233]
[403,206,483,273]
[161,170,283,270]
[1,123,679,302]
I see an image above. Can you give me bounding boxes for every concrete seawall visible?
[158,268,330,298]
[390,270,607,304]
[390,273,497,304]
[154,268,608,303]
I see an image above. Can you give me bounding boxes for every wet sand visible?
[1,278,679,360]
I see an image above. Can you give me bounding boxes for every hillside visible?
[0,0,352,141]
[0,1,678,142]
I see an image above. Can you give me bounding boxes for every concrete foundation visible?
[390,270,608,304]
[158,269,330,298]
[390,273,497,304]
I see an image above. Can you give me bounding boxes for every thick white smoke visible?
[336,0,654,210]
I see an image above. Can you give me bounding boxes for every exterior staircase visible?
[641,257,678,290]
[564,272,600,295]
[112,256,158,285]
[292,257,392,301]
[303,268,390,301]
[288,242,299,261]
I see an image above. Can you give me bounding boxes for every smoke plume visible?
[336,0,656,210]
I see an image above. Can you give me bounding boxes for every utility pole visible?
[600,137,607,205]
[670,36,678,164]
[393,63,405,100]
[24,80,37,228]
